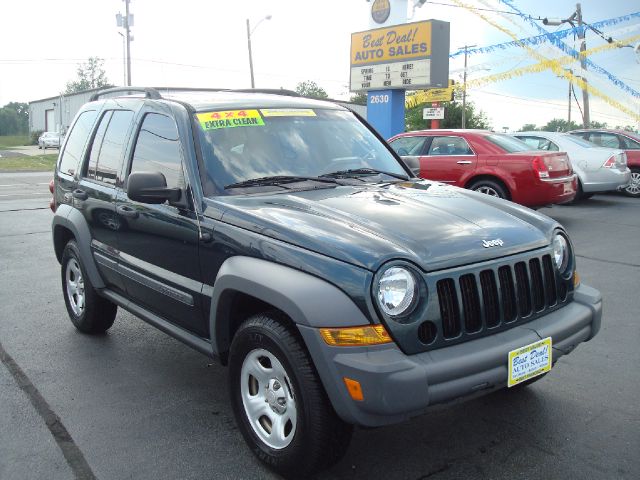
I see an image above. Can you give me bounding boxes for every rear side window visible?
[588,132,622,149]
[58,110,98,176]
[517,136,559,151]
[130,113,184,189]
[389,136,427,156]
[427,136,473,155]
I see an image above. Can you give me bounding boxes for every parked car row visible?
[389,128,634,207]
[38,131,62,149]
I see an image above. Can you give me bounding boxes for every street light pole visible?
[576,3,589,127]
[124,0,132,86]
[461,44,476,129]
[246,15,272,89]
[246,19,255,88]
[118,32,126,86]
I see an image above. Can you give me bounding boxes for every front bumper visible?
[298,283,602,427]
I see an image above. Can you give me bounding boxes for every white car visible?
[514,131,631,199]
[38,132,62,149]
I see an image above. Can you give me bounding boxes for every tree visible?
[65,57,109,94]
[405,100,491,131]
[589,120,608,129]
[295,80,328,99]
[541,118,581,132]
[0,102,29,134]
[349,92,367,105]
[520,123,538,132]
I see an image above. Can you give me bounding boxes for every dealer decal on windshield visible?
[260,108,316,117]
[197,110,264,130]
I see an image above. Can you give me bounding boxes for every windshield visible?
[195,108,407,195]
[485,134,532,153]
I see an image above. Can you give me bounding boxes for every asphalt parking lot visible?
[1,171,638,480]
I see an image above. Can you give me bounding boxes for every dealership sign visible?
[350,20,450,92]
[423,107,445,120]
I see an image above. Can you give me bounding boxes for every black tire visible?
[468,179,509,199]
[624,168,640,198]
[228,313,352,478]
[61,240,117,334]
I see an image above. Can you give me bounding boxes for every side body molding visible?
[52,204,106,289]
[209,256,371,358]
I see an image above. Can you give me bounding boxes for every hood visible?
[206,181,558,272]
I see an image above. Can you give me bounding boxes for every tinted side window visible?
[96,110,134,186]
[588,132,621,149]
[390,136,427,156]
[58,110,98,176]
[86,111,112,179]
[130,113,184,189]
[620,135,640,150]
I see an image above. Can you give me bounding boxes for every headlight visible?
[376,267,417,317]
[552,234,569,273]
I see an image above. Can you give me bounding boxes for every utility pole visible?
[576,3,589,127]
[461,44,476,129]
[566,69,572,126]
[246,19,255,88]
[124,0,132,86]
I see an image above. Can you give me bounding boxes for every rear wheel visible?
[229,313,352,478]
[624,168,640,198]
[468,179,508,199]
[61,240,117,334]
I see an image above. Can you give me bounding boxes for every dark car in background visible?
[388,129,577,208]
[569,129,640,197]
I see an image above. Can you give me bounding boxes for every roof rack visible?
[90,87,161,101]
[89,86,301,103]
[225,88,300,97]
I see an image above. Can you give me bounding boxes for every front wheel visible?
[624,168,640,198]
[228,313,352,478]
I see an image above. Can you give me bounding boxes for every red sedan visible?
[388,129,577,208]
[569,129,640,197]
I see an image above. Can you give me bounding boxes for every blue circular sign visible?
[371,0,391,24]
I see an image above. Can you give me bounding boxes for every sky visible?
[1,0,639,131]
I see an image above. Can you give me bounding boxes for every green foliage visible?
[295,80,328,99]
[349,92,367,105]
[405,100,491,131]
[589,120,608,129]
[31,130,44,145]
[0,153,58,172]
[520,123,538,132]
[65,57,110,94]
[614,125,637,132]
[0,102,29,135]
[541,118,581,132]
[0,135,30,149]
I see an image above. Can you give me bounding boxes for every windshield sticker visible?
[197,110,264,130]
[260,108,317,117]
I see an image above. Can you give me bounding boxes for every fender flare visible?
[209,256,370,359]
[52,204,105,289]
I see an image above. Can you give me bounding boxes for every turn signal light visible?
[319,325,392,347]
[343,377,364,401]
[573,271,580,287]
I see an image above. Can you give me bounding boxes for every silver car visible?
[38,131,62,149]
[514,131,631,199]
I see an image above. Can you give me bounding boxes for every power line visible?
[421,1,538,18]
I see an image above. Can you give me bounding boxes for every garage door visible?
[45,109,55,132]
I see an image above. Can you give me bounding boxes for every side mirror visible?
[127,171,182,204]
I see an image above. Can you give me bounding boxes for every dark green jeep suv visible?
[51,87,602,478]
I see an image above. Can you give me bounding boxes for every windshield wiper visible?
[319,168,409,181]
[224,175,339,190]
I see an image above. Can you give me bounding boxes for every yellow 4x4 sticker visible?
[197,110,264,130]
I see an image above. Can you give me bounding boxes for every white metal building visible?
[29,88,366,135]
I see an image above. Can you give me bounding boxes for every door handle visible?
[116,205,139,219]
[456,161,472,165]
[72,189,88,200]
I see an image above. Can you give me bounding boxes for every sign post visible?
[350,18,449,139]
